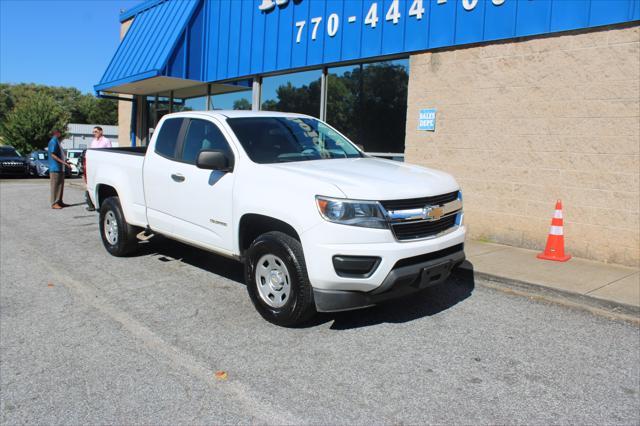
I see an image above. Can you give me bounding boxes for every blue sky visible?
[1,0,142,94]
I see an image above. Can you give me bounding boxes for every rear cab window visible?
[155,118,184,159]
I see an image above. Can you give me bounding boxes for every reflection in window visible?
[184,96,207,111]
[227,116,362,164]
[261,70,322,117]
[327,60,408,153]
[211,89,252,110]
[146,96,171,140]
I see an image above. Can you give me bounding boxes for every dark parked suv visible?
[0,146,28,178]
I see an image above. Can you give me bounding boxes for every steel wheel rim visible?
[255,254,291,308]
[104,211,118,245]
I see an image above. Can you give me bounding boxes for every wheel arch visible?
[96,184,119,208]
[238,214,301,256]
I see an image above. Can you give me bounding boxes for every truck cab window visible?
[155,118,184,159]
[181,119,232,164]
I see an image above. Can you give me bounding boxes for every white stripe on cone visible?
[550,225,564,235]
[554,210,563,219]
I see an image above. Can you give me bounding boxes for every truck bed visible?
[86,146,148,228]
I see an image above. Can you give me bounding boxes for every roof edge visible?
[119,0,164,22]
[94,69,161,93]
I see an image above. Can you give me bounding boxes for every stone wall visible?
[405,24,639,266]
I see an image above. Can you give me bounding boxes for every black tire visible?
[99,196,139,257]
[245,231,316,327]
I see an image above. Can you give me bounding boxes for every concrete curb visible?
[457,263,640,325]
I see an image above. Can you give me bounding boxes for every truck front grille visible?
[380,191,461,241]
[390,215,457,241]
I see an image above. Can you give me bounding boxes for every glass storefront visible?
[139,63,407,154]
[183,96,207,111]
[211,89,252,110]
[146,96,171,139]
[261,70,322,117]
[326,59,408,153]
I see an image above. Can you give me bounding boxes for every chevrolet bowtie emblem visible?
[423,206,444,221]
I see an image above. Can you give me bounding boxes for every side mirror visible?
[196,150,233,172]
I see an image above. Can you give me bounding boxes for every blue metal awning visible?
[95,0,200,94]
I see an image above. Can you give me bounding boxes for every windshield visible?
[0,147,20,157]
[34,152,48,161]
[226,117,363,164]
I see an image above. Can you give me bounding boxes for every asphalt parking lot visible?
[1,179,639,425]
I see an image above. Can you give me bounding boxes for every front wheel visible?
[245,231,316,327]
[99,196,139,256]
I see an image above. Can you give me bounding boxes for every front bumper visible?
[302,220,466,291]
[313,244,465,312]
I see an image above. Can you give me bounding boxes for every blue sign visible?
[418,109,436,131]
[97,0,640,92]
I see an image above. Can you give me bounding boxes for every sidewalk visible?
[463,240,640,320]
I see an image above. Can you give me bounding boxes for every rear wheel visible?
[245,231,316,327]
[99,196,139,256]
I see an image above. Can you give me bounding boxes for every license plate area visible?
[418,261,452,289]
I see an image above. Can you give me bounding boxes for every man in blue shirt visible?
[48,129,71,209]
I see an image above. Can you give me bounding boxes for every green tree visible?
[82,96,118,124]
[0,83,117,128]
[0,92,70,152]
[233,98,251,110]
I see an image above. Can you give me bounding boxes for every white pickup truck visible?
[87,111,466,326]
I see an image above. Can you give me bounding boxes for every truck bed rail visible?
[89,146,148,156]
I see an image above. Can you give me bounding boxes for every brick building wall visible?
[117,19,134,147]
[405,24,640,266]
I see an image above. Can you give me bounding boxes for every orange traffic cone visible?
[537,200,571,262]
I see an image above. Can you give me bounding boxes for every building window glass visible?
[326,59,408,153]
[261,70,322,117]
[211,89,252,110]
[184,96,207,111]
[146,96,172,140]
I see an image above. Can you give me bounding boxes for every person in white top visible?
[90,126,112,148]
[85,126,111,211]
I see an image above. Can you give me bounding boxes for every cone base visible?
[537,253,571,262]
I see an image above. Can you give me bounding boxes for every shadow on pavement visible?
[134,235,246,284]
[316,262,475,330]
[130,236,475,329]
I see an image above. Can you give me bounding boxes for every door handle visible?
[171,173,185,182]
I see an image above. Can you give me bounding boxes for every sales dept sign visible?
[418,109,436,131]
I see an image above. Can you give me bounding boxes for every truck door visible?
[143,117,187,235]
[159,117,236,254]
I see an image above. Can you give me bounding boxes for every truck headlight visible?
[315,196,388,229]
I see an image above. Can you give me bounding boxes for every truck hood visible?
[270,157,459,200]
